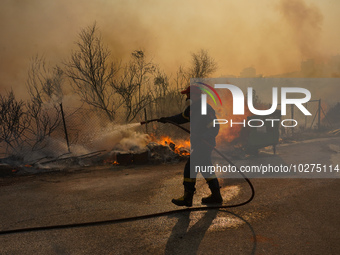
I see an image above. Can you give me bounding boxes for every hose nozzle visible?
[140,119,160,125]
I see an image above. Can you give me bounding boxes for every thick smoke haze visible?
[1,0,340,98]
[279,0,323,59]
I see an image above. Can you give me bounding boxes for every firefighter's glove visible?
[157,117,168,123]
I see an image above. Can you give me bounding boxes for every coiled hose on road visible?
[0,120,255,235]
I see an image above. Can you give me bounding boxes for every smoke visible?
[1,0,339,98]
[278,0,323,60]
[88,123,150,152]
[0,0,154,97]
[1,0,339,166]
[16,122,148,163]
[24,138,89,163]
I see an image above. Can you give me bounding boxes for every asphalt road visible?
[0,137,339,254]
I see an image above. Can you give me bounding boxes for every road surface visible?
[0,137,339,254]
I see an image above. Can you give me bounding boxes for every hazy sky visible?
[1,0,340,98]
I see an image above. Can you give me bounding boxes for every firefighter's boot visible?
[202,179,223,204]
[171,190,194,207]
[172,181,195,207]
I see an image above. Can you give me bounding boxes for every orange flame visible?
[214,89,252,145]
[153,135,190,156]
[104,159,119,165]
[151,89,255,151]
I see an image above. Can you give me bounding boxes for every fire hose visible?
[142,118,255,207]
[0,119,254,236]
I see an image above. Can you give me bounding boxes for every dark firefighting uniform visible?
[164,100,220,193]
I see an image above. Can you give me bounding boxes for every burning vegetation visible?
[1,16,339,175]
[106,135,190,166]
[0,23,213,171]
[151,136,190,156]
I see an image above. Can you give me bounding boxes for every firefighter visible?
[158,85,223,207]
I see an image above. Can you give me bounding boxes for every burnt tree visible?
[26,55,63,150]
[0,91,28,155]
[112,50,155,122]
[66,23,119,122]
